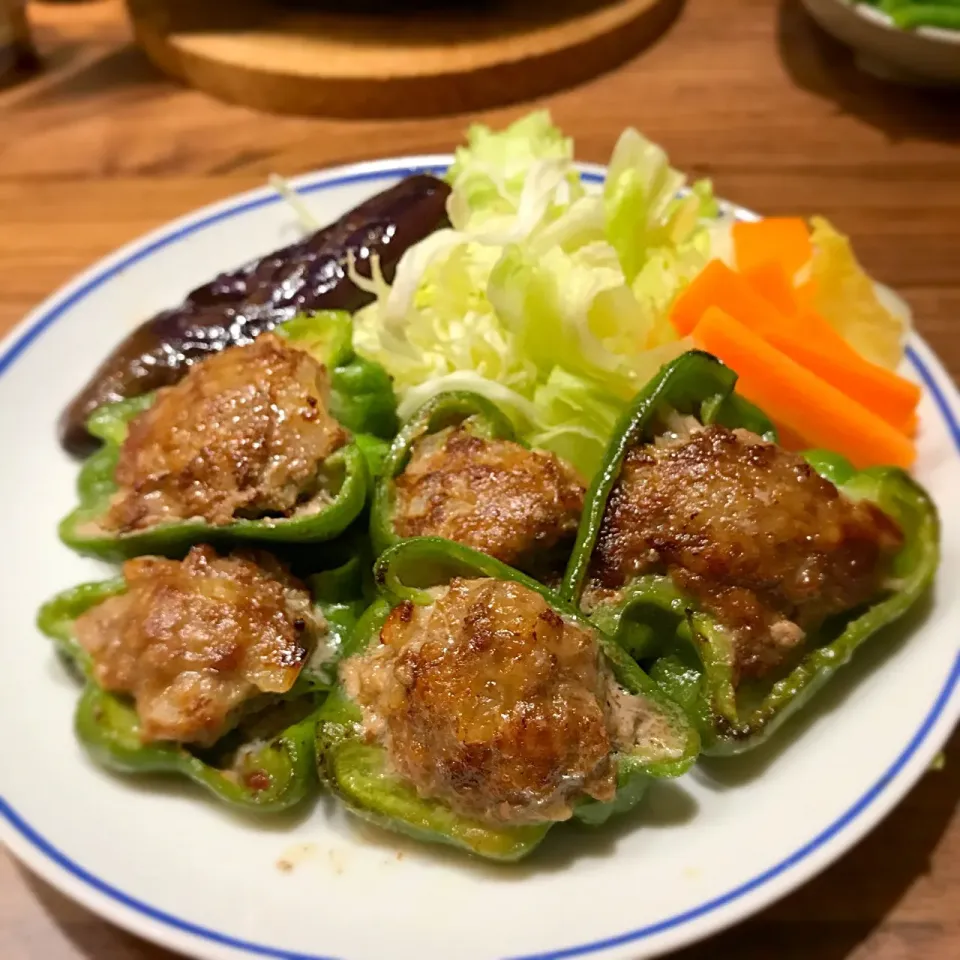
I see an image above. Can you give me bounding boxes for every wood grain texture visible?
[0,1,958,958]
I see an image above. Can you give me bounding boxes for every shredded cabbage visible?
[353,112,717,477]
[269,174,321,232]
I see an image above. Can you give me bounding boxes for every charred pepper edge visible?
[561,350,940,756]
[316,537,699,862]
[561,350,776,605]
[369,391,518,557]
[35,575,343,813]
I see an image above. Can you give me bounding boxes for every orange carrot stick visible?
[762,328,920,435]
[671,260,733,335]
[691,307,915,469]
[795,278,817,307]
[742,260,800,317]
[902,411,919,439]
[671,261,860,362]
[769,422,809,453]
[733,218,812,278]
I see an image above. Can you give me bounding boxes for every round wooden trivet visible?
[125,0,681,117]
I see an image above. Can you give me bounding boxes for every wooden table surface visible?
[1,1,958,958]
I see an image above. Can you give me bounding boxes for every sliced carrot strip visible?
[798,308,866,364]
[770,422,809,452]
[762,328,920,435]
[671,261,859,362]
[902,411,919,439]
[742,260,799,317]
[691,307,915,469]
[671,260,734,336]
[795,278,817,307]
[733,218,812,279]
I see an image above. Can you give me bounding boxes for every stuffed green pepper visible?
[37,544,360,812]
[371,391,585,579]
[317,537,699,862]
[60,312,394,561]
[277,311,398,442]
[563,350,939,755]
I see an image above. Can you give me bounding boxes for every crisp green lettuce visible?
[446,111,583,232]
[605,128,697,283]
[527,368,624,479]
[352,113,719,478]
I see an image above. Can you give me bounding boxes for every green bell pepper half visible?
[563,350,776,607]
[302,551,374,690]
[58,312,391,562]
[316,537,699,862]
[276,311,398,440]
[562,350,940,756]
[35,558,367,812]
[369,390,517,556]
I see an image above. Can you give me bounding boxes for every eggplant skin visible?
[59,174,451,457]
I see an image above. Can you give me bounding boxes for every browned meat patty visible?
[74,545,323,745]
[590,425,903,681]
[104,334,348,532]
[341,578,619,825]
[392,426,585,572]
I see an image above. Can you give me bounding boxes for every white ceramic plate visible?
[1,157,958,960]
[801,0,960,84]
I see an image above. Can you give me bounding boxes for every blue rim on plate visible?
[1,162,958,960]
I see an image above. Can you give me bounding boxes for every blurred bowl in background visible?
[801,0,960,84]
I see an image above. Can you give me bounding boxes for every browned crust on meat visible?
[104,334,348,532]
[591,425,903,681]
[74,545,322,745]
[392,426,585,572]
[341,578,616,824]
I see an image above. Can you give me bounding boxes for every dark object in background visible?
[59,173,452,456]
[0,1,40,88]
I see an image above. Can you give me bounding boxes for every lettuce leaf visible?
[353,113,717,478]
[446,111,581,232]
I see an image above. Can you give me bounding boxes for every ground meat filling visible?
[104,334,348,532]
[341,578,623,825]
[392,426,585,572]
[74,545,324,745]
[590,425,904,682]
